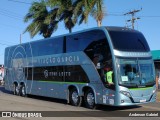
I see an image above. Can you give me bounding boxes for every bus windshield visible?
[117,58,155,88]
[108,30,150,52]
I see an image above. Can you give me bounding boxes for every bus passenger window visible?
[93,54,102,69]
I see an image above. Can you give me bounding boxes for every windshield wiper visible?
[120,83,138,88]
[145,81,155,87]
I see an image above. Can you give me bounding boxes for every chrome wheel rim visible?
[87,92,94,106]
[22,86,25,96]
[15,86,19,94]
[72,91,78,104]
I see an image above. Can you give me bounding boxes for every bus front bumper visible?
[114,92,157,106]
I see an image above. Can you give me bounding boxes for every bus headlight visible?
[120,91,131,97]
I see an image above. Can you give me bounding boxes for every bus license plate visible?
[140,99,146,103]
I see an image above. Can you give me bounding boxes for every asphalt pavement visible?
[0,86,160,120]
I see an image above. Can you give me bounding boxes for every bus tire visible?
[69,88,82,107]
[84,89,96,109]
[13,84,19,95]
[20,85,26,97]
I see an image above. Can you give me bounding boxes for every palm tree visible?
[91,0,105,27]
[24,1,58,38]
[74,0,105,27]
[47,0,76,33]
[24,0,105,38]
[61,1,76,33]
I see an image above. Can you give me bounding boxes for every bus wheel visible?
[84,89,96,109]
[20,85,26,97]
[13,84,19,95]
[69,88,82,106]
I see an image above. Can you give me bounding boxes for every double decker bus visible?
[4,27,156,109]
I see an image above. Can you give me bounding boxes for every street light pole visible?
[20,34,22,44]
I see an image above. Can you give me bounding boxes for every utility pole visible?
[124,8,142,29]
[20,34,22,44]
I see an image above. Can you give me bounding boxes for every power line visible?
[8,0,32,5]
[106,13,160,18]
[0,8,23,21]
[6,0,160,18]
[6,1,160,19]
[0,42,10,46]
[0,8,24,18]
[0,23,23,30]
[140,16,160,18]
[0,12,22,20]
[0,38,18,45]
[107,13,124,16]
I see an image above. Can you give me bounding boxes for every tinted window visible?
[31,37,63,56]
[25,65,89,83]
[108,30,150,52]
[65,65,89,83]
[31,42,39,56]
[25,44,32,57]
[66,30,106,52]
[26,66,63,82]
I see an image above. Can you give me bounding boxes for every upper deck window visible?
[108,30,150,52]
[31,37,63,56]
[66,30,106,52]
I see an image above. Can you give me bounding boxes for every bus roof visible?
[6,26,140,49]
[106,26,140,33]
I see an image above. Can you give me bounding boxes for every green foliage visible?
[24,0,105,38]
[24,0,58,38]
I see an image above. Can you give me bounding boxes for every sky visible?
[0,0,160,64]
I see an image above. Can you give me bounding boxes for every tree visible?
[24,1,58,38]
[91,0,105,27]
[24,0,106,38]
[74,0,105,27]
[47,0,76,33]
